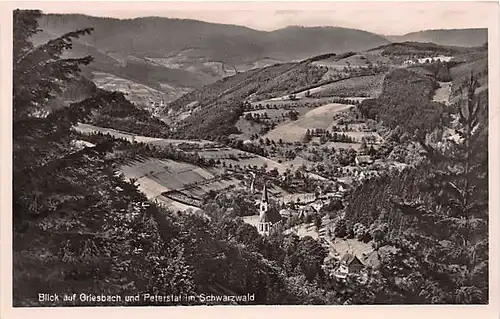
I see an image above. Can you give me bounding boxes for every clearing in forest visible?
[264,103,354,142]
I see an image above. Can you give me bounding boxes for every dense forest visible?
[340,70,489,303]
[359,67,443,134]
[368,41,465,57]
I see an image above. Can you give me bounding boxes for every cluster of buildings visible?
[253,181,346,236]
[248,179,397,281]
[402,55,453,65]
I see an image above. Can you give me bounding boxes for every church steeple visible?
[259,181,269,220]
[261,182,269,203]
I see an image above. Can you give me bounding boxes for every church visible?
[257,183,283,236]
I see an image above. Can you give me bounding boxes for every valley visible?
[74,38,486,254]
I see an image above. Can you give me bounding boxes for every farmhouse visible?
[334,253,365,279]
[257,183,283,236]
[298,204,317,220]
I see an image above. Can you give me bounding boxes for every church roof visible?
[260,207,282,223]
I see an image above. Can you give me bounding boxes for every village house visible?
[297,204,317,220]
[355,155,373,166]
[334,253,365,279]
[404,55,453,65]
[279,208,296,219]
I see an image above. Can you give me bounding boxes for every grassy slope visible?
[164,62,331,140]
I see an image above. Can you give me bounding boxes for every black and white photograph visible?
[1,0,499,315]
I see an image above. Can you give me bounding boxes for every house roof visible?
[356,155,373,164]
[279,209,295,217]
[260,207,282,223]
[340,253,364,266]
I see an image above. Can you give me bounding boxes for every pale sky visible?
[18,1,496,35]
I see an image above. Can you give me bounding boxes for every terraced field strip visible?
[154,194,201,212]
[75,123,214,146]
[119,157,217,199]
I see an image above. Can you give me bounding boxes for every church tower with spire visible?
[259,182,269,218]
[258,181,282,236]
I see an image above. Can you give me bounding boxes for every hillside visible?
[386,28,487,47]
[161,39,487,141]
[33,14,389,104]
[358,67,442,133]
[368,41,470,57]
[160,61,338,139]
[38,15,390,63]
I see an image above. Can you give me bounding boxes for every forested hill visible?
[358,67,443,134]
[31,14,390,104]
[37,14,390,63]
[162,61,330,140]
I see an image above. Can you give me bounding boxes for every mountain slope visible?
[37,14,390,63]
[386,28,487,47]
[33,14,389,102]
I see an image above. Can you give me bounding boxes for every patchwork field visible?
[264,103,353,142]
[77,123,330,192]
[120,157,216,192]
[91,71,188,106]
[75,123,214,147]
[119,157,242,210]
